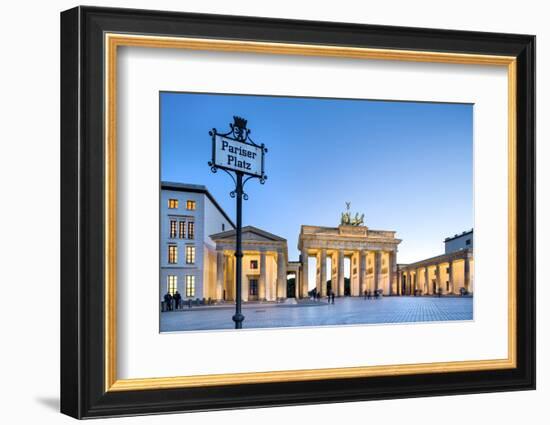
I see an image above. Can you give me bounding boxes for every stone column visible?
[277,250,286,300]
[435,264,441,294]
[464,256,471,293]
[424,267,429,295]
[448,260,454,294]
[259,250,267,300]
[301,250,309,299]
[389,251,396,295]
[242,257,249,302]
[359,250,367,295]
[216,249,225,300]
[338,249,345,296]
[226,255,234,300]
[315,252,321,294]
[320,249,327,297]
[374,251,381,292]
[295,269,301,298]
[331,251,342,297]
[398,270,402,295]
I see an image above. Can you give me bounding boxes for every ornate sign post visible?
[209,117,267,328]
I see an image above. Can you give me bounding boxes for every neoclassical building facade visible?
[397,249,473,296]
[398,230,474,296]
[297,225,401,297]
[160,182,474,302]
[210,226,287,302]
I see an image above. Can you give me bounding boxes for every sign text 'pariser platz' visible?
[214,135,264,177]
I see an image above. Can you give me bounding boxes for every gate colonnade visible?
[397,249,474,296]
[298,224,401,298]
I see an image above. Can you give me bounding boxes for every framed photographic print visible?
[60,6,535,419]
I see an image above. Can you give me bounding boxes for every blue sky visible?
[161,92,473,265]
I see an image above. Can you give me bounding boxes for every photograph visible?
[159,92,474,332]
[57,4,536,419]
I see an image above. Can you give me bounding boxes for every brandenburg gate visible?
[297,212,402,298]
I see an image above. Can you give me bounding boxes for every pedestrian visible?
[163,292,173,311]
[331,292,335,304]
[173,290,181,310]
[363,290,367,300]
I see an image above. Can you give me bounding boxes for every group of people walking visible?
[311,289,336,304]
[310,288,386,303]
[363,289,382,300]
[163,291,182,311]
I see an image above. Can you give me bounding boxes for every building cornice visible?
[399,248,473,270]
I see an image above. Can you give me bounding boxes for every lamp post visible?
[208,116,267,329]
[232,171,244,328]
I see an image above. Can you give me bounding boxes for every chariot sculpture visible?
[340,202,365,226]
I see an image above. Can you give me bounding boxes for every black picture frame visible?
[61,5,535,419]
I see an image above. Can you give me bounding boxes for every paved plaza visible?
[160,296,473,332]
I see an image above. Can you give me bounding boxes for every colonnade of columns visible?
[398,256,473,296]
[215,248,287,301]
[300,248,398,297]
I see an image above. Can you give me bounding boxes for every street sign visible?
[213,135,263,177]
[208,116,267,329]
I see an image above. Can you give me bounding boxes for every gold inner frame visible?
[104,33,517,392]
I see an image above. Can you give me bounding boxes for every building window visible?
[222,223,225,231]
[250,260,258,269]
[179,221,186,239]
[188,221,195,239]
[186,200,196,210]
[169,220,177,238]
[185,275,195,297]
[168,245,177,264]
[466,239,471,245]
[167,275,177,295]
[168,199,178,209]
[186,246,196,264]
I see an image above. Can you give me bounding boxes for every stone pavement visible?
[160,296,473,332]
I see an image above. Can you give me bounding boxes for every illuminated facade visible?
[210,226,287,301]
[397,231,474,296]
[159,182,234,301]
[297,225,401,297]
[160,182,473,303]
